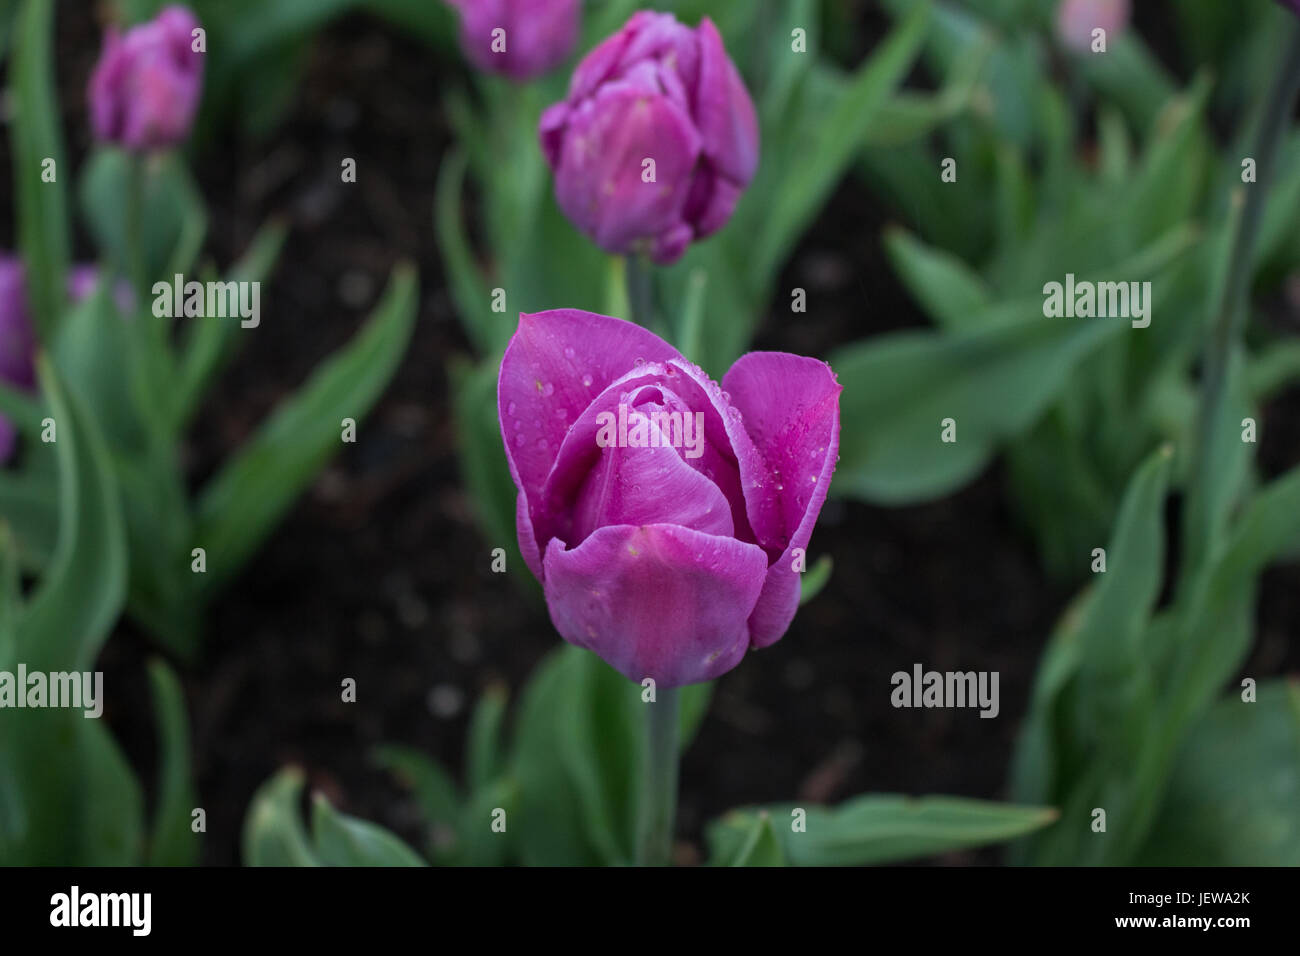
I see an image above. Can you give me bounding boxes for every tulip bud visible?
[539,12,759,264]
[0,258,37,463]
[445,0,580,81]
[1056,0,1130,53]
[88,5,205,152]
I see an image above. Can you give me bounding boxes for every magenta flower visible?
[445,0,580,81]
[539,12,759,264]
[88,5,204,152]
[0,258,37,463]
[499,310,840,688]
[1056,0,1130,52]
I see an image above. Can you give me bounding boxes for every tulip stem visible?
[625,254,658,334]
[125,158,149,304]
[1185,18,1300,568]
[637,685,680,867]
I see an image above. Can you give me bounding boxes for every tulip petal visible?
[666,358,785,556]
[538,101,569,169]
[542,523,768,687]
[553,82,701,254]
[683,164,744,239]
[571,435,735,543]
[557,380,735,543]
[723,352,841,647]
[695,17,759,185]
[499,310,683,572]
[567,10,646,99]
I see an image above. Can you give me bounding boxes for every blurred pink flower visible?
[89,5,204,152]
[539,11,759,264]
[445,0,580,81]
[1056,0,1130,53]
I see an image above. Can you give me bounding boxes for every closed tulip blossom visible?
[445,0,580,81]
[539,12,759,264]
[499,309,840,687]
[0,259,37,463]
[88,5,204,152]
[1056,0,1130,52]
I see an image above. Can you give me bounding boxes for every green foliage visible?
[0,362,189,866]
[243,767,427,866]
[1011,456,1300,865]
[710,796,1056,866]
[243,645,1054,868]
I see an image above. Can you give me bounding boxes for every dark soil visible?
[12,5,1300,866]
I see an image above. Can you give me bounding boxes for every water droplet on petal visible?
[582,374,593,388]
[537,437,549,451]
[507,401,517,415]
[515,434,525,447]
[564,346,575,359]
[634,356,645,366]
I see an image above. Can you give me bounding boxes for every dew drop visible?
[514,434,525,447]
[542,381,555,397]
[582,374,593,388]
[507,401,517,415]
[634,356,645,366]
[537,437,549,451]
[564,346,576,359]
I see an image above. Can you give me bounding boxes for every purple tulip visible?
[445,0,580,81]
[538,12,759,264]
[88,5,204,152]
[499,309,840,688]
[1056,0,1130,52]
[0,258,37,463]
